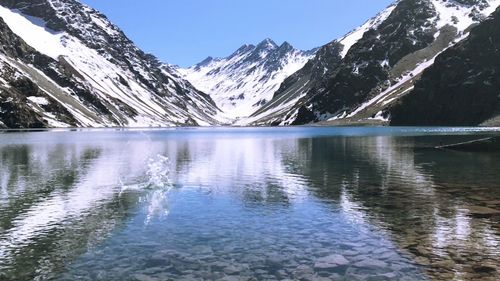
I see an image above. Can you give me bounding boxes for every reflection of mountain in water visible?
[0,130,498,280]
[163,137,311,206]
[284,136,500,280]
[154,133,499,279]
[0,134,169,280]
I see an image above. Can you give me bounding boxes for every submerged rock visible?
[221,276,245,281]
[354,259,389,269]
[223,265,242,275]
[314,254,350,270]
[473,265,497,273]
[467,205,500,217]
[414,256,431,266]
[133,273,159,281]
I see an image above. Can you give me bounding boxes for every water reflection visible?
[0,134,170,280]
[0,129,498,280]
[164,134,500,279]
[164,137,311,206]
[282,136,500,280]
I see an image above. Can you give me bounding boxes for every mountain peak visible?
[256,38,278,50]
[195,56,216,69]
[278,41,294,52]
[233,44,255,55]
[180,37,316,120]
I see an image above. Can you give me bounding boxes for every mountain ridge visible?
[1,0,499,128]
[179,38,317,119]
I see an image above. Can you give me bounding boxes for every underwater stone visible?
[314,254,350,270]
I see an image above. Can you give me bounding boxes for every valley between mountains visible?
[1,0,500,128]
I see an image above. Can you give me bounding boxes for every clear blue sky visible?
[80,0,394,67]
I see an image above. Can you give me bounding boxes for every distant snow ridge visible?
[179,39,316,119]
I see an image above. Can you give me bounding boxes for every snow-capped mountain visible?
[0,0,223,128]
[2,0,498,128]
[245,0,500,126]
[179,39,316,119]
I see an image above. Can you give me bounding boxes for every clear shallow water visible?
[0,127,499,281]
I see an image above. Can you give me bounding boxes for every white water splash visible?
[145,155,174,224]
[143,189,170,224]
[119,155,172,193]
[146,155,171,189]
[119,155,174,224]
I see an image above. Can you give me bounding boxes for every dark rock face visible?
[453,0,489,7]
[0,89,47,129]
[0,73,79,128]
[274,41,343,101]
[390,7,500,126]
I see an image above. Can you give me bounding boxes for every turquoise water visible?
[0,127,499,280]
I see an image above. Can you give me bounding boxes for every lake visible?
[0,127,499,281]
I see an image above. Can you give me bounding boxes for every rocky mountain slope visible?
[0,0,223,129]
[179,39,316,119]
[390,6,500,126]
[245,0,500,126]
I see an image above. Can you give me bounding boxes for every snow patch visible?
[0,6,66,59]
[430,0,500,35]
[327,111,348,121]
[88,13,120,37]
[338,3,397,58]
[368,111,389,122]
[27,96,49,105]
